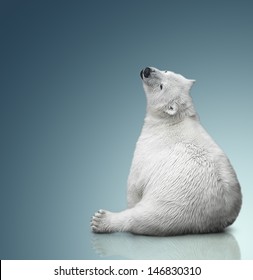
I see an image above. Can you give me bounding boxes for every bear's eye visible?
[160,84,163,90]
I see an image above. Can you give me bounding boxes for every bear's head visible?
[140,67,196,122]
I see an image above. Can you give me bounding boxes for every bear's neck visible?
[145,107,198,126]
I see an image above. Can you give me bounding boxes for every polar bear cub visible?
[91,67,242,236]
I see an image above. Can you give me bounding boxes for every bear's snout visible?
[140,67,152,79]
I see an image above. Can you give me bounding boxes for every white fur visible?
[91,67,242,236]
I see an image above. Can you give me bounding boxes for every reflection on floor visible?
[92,230,240,260]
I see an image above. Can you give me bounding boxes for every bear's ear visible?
[187,79,196,90]
[165,103,178,116]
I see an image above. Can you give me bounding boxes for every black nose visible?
[140,69,144,79]
[144,67,151,78]
[140,67,152,79]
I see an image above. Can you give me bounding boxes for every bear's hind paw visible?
[91,209,112,233]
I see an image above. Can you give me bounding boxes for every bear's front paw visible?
[91,209,112,233]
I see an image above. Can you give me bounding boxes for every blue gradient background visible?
[0,0,252,259]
